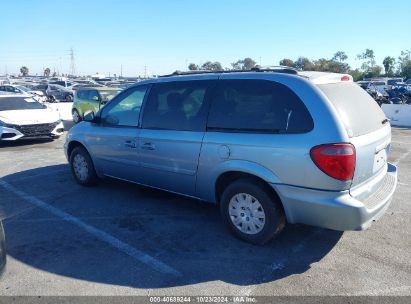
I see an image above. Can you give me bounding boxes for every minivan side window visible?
[142,81,212,131]
[207,79,313,133]
[100,85,148,127]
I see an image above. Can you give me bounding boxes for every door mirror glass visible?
[83,111,98,123]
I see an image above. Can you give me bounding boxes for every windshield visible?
[0,96,46,111]
[99,90,121,102]
[15,85,31,92]
[51,84,70,91]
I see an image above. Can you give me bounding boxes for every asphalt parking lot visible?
[0,127,410,296]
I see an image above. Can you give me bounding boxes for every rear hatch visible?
[317,82,390,194]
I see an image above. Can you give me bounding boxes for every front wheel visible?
[72,109,81,124]
[69,146,98,186]
[66,94,73,102]
[220,178,285,245]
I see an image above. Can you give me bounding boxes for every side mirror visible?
[92,96,100,102]
[83,111,99,123]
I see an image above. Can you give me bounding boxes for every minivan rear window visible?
[318,82,387,137]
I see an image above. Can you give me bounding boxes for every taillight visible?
[310,144,356,181]
[341,75,351,81]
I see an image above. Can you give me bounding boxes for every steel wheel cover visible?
[228,193,266,235]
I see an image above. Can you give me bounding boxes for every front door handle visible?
[124,140,137,149]
[141,142,155,150]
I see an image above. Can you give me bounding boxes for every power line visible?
[69,48,76,76]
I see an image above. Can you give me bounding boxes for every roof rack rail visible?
[159,66,298,77]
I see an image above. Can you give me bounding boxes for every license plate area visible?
[373,148,387,173]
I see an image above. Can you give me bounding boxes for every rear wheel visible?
[72,109,81,124]
[69,146,98,186]
[220,178,285,245]
[66,94,73,102]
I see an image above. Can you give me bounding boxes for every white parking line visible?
[0,179,181,277]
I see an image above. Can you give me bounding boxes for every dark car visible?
[0,220,5,275]
[34,84,73,102]
[49,80,75,88]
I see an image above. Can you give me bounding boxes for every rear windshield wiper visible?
[382,118,389,125]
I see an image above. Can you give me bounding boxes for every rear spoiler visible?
[299,71,353,84]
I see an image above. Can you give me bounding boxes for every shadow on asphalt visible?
[0,138,55,148]
[1,165,343,288]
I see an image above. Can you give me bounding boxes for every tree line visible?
[19,66,52,77]
[17,49,411,80]
[188,49,411,81]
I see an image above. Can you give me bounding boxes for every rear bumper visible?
[273,163,398,231]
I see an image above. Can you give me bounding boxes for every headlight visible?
[0,120,10,127]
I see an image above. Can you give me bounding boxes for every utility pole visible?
[120,64,123,78]
[69,48,76,76]
[144,65,147,78]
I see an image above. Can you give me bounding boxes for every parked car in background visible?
[0,78,10,85]
[0,220,5,276]
[49,80,75,88]
[65,69,397,244]
[366,81,389,98]
[47,84,74,102]
[67,83,104,92]
[356,80,370,90]
[0,84,47,102]
[33,84,74,102]
[0,94,64,141]
[71,87,121,123]
[387,78,404,86]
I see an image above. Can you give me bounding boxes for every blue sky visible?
[0,0,410,76]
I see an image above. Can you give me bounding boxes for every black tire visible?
[220,178,285,245]
[72,109,82,124]
[66,94,73,102]
[69,146,98,186]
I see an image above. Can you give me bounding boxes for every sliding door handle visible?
[124,140,137,149]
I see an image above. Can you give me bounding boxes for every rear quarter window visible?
[318,82,387,137]
[207,79,313,133]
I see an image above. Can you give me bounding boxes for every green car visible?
[72,87,122,123]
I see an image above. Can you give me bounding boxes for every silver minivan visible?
[64,68,397,244]
[0,220,5,275]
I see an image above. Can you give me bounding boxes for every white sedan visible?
[0,94,64,141]
[0,84,47,102]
